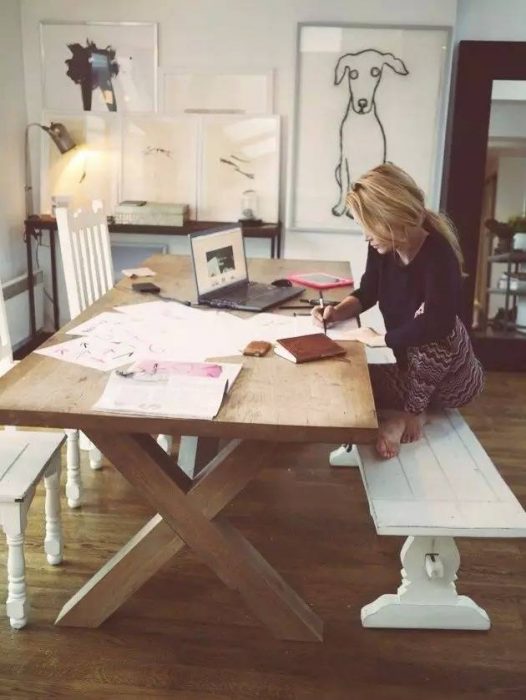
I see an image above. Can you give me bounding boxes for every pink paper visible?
[131,360,223,378]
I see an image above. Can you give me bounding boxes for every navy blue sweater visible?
[351,230,462,357]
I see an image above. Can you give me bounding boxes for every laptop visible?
[189,227,303,311]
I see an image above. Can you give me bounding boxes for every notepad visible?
[92,362,242,419]
[273,333,346,364]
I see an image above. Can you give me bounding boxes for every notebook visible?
[189,226,303,311]
[274,333,346,364]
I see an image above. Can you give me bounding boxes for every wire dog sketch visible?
[332,49,409,218]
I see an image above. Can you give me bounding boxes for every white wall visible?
[455,0,526,40]
[0,0,28,284]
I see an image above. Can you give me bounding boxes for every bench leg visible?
[2,500,31,629]
[44,453,63,565]
[361,535,490,630]
[65,429,82,508]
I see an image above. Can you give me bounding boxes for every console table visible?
[24,216,282,339]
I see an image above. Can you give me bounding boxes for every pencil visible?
[320,297,327,334]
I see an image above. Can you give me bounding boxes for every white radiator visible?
[3,271,44,349]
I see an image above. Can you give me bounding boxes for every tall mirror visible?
[474,80,526,338]
[442,41,526,370]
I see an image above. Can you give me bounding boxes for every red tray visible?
[286,271,353,290]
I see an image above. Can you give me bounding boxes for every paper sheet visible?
[121,267,156,277]
[93,362,242,419]
[326,317,360,340]
[240,313,319,343]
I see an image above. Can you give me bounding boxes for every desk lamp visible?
[25,122,77,217]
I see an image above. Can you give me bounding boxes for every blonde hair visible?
[346,163,463,267]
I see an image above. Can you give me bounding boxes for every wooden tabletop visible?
[0,256,377,443]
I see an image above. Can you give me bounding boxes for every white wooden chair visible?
[55,202,172,495]
[55,202,110,505]
[0,277,64,629]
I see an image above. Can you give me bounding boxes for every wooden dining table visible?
[0,255,377,642]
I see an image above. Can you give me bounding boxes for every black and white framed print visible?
[290,23,452,231]
[40,21,158,113]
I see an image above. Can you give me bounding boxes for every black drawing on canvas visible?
[219,154,254,180]
[332,49,409,218]
[144,146,173,159]
[65,39,120,112]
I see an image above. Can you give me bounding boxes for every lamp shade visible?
[43,122,76,154]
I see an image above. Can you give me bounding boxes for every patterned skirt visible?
[369,317,485,415]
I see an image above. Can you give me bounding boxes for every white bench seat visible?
[0,430,65,629]
[348,409,526,630]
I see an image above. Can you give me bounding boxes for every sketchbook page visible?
[35,336,140,371]
[326,317,359,340]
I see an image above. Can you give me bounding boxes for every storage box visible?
[114,201,189,226]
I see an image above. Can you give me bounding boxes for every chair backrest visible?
[0,275,14,375]
[56,201,114,319]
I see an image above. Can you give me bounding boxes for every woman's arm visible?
[312,245,379,326]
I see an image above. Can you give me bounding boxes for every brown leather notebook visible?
[274,333,346,363]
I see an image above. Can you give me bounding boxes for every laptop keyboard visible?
[208,283,293,309]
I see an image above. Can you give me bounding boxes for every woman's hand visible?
[311,303,338,329]
[347,327,386,347]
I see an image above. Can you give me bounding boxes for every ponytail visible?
[423,210,464,269]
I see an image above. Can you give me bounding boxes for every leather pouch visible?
[243,340,272,357]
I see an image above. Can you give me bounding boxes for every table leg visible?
[57,434,323,641]
[25,224,36,339]
[49,228,60,331]
[177,435,220,478]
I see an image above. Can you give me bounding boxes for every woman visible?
[312,163,484,459]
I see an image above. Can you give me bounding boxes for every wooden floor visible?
[1,372,526,699]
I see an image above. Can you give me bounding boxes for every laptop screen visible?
[190,227,248,297]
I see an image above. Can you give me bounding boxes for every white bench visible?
[0,430,64,629]
[342,409,526,630]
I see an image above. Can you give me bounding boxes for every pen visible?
[320,297,327,334]
[158,295,192,306]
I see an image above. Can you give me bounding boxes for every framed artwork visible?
[290,23,452,231]
[40,21,158,112]
[198,115,280,222]
[162,70,274,114]
[120,115,199,217]
[40,111,121,214]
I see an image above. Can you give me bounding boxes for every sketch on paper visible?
[199,116,280,222]
[121,115,198,214]
[332,50,409,218]
[219,154,254,180]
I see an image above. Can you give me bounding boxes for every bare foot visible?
[401,412,426,444]
[376,413,406,459]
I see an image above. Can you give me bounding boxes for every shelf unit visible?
[485,248,526,333]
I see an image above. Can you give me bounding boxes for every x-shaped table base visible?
[55,432,323,642]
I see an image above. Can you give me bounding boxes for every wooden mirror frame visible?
[441,40,526,371]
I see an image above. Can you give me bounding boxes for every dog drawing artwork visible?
[332,49,409,218]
